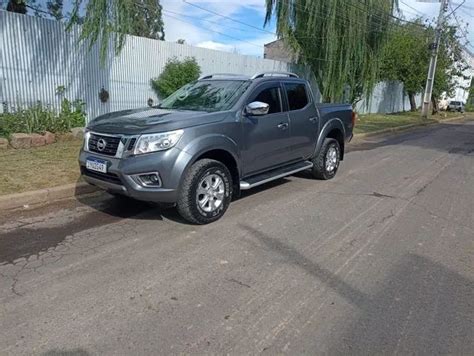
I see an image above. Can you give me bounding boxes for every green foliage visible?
[68,0,165,64]
[265,0,396,103]
[6,0,27,14]
[0,99,86,138]
[150,57,201,98]
[46,0,63,20]
[432,25,468,101]
[379,20,428,110]
[129,0,165,40]
[380,20,469,110]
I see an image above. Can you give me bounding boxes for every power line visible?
[448,2,470,44]
[352,0,427,28]
[399,0,426,17]
[183,0,428,40]
[163,12,331,62]
[162,9,256,33]
[446,0,466,17]
[182,0,275,35]
[162,12,264,49]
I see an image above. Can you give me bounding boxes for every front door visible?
[241,83,290,176]
[283,82,319,160]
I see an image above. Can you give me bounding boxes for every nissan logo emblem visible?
[97,138,107,151]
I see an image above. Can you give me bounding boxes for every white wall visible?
[1,10,430,118]
[0,11,301,121]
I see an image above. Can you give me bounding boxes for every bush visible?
[0,99,86,138]
[466,104,474,112]
[150,57,201,99]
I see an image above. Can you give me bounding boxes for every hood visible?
[87,107,226,135]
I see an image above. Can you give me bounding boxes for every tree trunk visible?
[408,93,417,112]
[431,96,439,115]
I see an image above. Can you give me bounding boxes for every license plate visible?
[86,158,107,173]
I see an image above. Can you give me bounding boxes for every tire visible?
[176,159,233,224]
[310,138,341,180]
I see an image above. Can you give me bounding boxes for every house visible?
[263,39,297,62]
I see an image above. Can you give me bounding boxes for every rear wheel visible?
[177,159,233,224]
[310,138,341,180]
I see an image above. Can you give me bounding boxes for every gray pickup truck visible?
[79,72,355,224]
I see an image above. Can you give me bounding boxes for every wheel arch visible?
[180,135,241,196]
[314,118,346,160]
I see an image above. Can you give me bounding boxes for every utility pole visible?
[421,0,449,118]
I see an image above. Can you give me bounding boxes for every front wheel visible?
[310,138,341,180]
[176,159,233,224]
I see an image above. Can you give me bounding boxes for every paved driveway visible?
[1,120,473,355]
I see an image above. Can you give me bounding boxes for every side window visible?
[284,83,309,111]
[252,87,282,114]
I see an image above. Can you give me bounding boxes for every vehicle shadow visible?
[240,224,474,354]
[349,121,474,156]
[74,178,291,226]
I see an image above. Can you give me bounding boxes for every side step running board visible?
[240,161,313,190]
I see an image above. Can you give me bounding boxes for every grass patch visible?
[355,111,462,134]
[0,139,82,196]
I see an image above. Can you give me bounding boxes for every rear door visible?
[241,82,291,176]
[283,82,319,160]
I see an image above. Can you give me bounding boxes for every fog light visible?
[135,172,161,187]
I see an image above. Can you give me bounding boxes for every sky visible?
[2,0,473,57]
[161,0,474,57]
[161,0,277,56]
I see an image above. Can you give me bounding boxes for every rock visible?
[43,131,55,145]
[0,138,8,150]
[71,127,85,139]
[30,133,47,147]
[10,133,32,149]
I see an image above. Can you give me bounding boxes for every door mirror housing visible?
[246,101,270,116]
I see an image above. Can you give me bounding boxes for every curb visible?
[354,115,466,139]
[0,182,99,212]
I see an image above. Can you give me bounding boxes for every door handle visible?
[277,123,289,130]
[309,117,318,123]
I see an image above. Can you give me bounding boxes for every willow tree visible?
[68,0,164,64]
[265,0,397,103]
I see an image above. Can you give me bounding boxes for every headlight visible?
[134,130,184,155]
[83,129,91,150]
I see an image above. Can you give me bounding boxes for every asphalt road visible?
[1,119,473,355]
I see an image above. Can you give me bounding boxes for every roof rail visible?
[251,72,299,79]
[199,73,245,80]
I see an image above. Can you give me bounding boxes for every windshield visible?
[159,80,251,112]
[450,101,461,105]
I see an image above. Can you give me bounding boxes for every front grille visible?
[82,167,123,185]
[88,133,121,156]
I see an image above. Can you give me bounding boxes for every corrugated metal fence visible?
[1,10,415,119]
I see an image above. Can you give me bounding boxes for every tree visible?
[265,0,397,103]
[380,20,468,112]
[68,0,165,63]
[431,25,469,112]
[380,20,428,111]
[150,57,201,98]
[6,0,26,13]
[46,0,63,20]
[129,0,165,40]
[176,39,186,45]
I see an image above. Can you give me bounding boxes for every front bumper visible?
[79,146,193,203]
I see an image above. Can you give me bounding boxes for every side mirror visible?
[245,101,270,116]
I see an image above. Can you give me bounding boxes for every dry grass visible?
[0,139,83,196]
